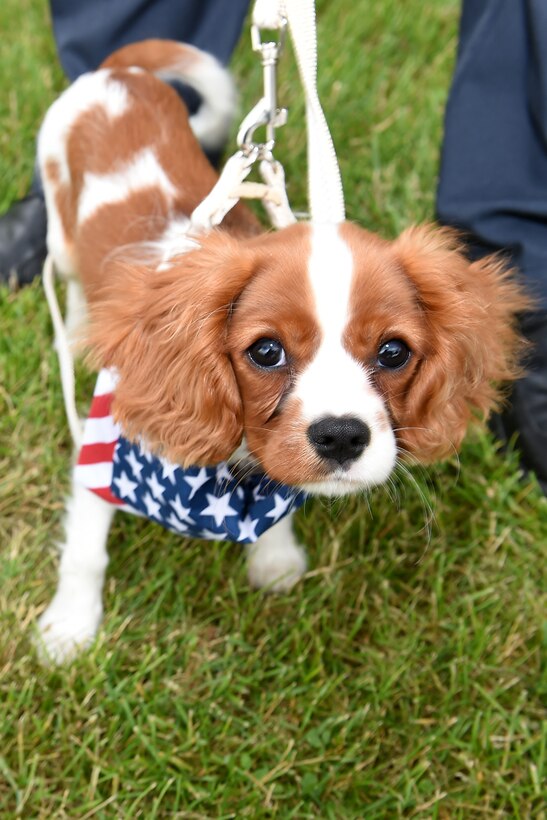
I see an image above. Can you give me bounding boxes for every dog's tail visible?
[101,39,236,152]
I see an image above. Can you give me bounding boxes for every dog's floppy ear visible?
[391,225,529,462]
[87,232,256,465]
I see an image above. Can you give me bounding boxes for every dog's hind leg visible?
[246,513,307,593]
[36,475,115,664]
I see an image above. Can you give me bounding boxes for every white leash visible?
[43,256,83,448]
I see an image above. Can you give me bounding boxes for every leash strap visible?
[190,0,345,231]
[282,0,345,223]
[253,0,345,222]
[43,255,83,448]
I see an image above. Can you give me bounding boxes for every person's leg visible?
[437,0,547,491]
[0,0,250,287]
[51,0,249,81]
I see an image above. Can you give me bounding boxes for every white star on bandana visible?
[185,467,211,499]
[126,448,145,480]
[142,491,161,519]
[215,463,234,484]
[146,471,166,501]
[165,512,189,533]
[265,493,293,523]
[200,528,228,540]
[200,492,238,527]
[238,515,259,542]
[113,470,138,504]
[161,458,179,485]
[170,494,195,524]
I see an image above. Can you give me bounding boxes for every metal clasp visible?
[237,18,288,157]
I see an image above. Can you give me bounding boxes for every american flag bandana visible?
[75,370,306,543]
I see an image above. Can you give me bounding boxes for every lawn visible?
[0,0,545,816]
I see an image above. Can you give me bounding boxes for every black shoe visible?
[0,192,48,289]
[490,311,547,494]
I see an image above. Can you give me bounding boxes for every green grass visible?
[1,0,546,816]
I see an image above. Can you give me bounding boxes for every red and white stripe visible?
[75,369,124,506]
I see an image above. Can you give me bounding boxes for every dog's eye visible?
[247,338,287,369]
[377,339,411,369]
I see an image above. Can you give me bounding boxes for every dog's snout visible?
[307,416,370,466]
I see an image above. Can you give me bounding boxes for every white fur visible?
[36,477,115,664]
[38,50,235,276]
[78,147,178,224]
[296,224,397,496]
[246,513,307,593]
[156,45,237,151]
[152,216,199,270]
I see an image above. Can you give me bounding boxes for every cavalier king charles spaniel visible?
[35,40,527,662]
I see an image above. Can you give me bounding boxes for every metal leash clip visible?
[190,5,295,233]
[237,17,288,159]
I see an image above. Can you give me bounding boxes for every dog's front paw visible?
[35,593,103,665]
[247,537,307,593]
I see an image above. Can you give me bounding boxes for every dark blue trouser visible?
[50,0,250,78]
[437,0,547,309]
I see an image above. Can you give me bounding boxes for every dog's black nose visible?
[307,416,370,466]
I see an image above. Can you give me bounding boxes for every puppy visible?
[36,39,526,663]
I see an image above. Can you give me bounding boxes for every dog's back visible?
[38,39,257,298]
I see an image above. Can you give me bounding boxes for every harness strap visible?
[190,150,295,232]
[43,256,83,448]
